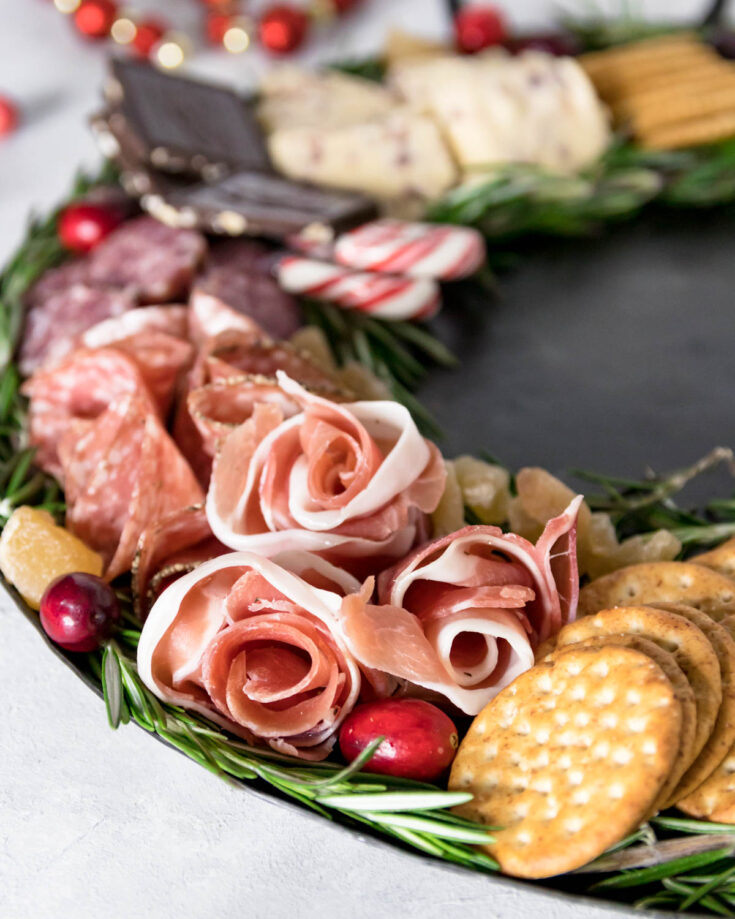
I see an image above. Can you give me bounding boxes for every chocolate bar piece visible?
[105,58,271,178]
[150,171,378,240]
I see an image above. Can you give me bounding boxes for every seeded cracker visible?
[449,645,681,878]
[578,561,735,620]
[546,632,696,812]
[558,605,721,773]
[648,603,735,804]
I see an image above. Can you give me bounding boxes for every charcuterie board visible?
[8,19,735,917]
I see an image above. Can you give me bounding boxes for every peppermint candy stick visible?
[276,256,441,321]
[292,219,486,280]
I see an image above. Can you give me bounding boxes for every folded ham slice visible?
[206,372,446,575]
[137,551,362,759]
[337,498,582,715]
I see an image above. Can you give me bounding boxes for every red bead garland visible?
[454,4,507,54]
[74,0,118,40]
[259,5,310,54]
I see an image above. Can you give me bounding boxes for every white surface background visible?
[0,2,712,917]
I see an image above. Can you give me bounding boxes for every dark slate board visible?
[424,207,735,503]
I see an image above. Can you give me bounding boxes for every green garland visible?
[5,135,735,912]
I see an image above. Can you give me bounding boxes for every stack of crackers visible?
[580,32,735,150]
[449,546,735,878]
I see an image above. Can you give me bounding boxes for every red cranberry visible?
[40,573,120,653]
[455,5,507,54]
[339,699,459,782]
[58,203,123,253]
[0,95,19,138]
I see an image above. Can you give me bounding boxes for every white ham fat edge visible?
[205,372,431,557]
[137,550,362,739]
[81,305,189,349]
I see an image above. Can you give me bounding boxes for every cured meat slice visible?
[137,552,361,759]
[335,499,583,715]
[24,259,95,308]
[205,340,338,389]
[380,498,583,643]
[206,372,446,574]
[63,392,204,580]
[23,347,156,479]
[193,239,301,340]
[23,332,191,479]
[87,216,206,303]
[187,376,301,459]
[81,305,189,349]
[132,504,225,617]
[19,284,135,375]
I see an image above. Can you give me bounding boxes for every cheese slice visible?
[258,67,398,132]
[267,107,458,201]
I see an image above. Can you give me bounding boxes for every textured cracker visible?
[642,111,735,150]
[559,605,721,768]
[650,604,735,802]
[694,537,735,581]
[677,611,735,822]
[579,562,735,620]
[449,645,681,878]
[547,633,695,813]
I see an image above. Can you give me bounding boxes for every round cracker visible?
[547,633,696,813]
[556,605,722,767]
[449,645,682,878]
[650,603,735,802]
[694,537,735,581]
[579,562,735,620]
[677,611,735,822]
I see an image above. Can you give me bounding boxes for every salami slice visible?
[87,216,207,303]
[132,504,225,617]
[193,239,301,340]
[23,333,190,479]
[19,284,135,375]
[64,392,204,581]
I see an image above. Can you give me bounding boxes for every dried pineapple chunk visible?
[454,455,511,525]
[432,461,465,537]
[0,506,103,609]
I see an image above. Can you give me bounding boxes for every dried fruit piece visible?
[431,460,465,536]
[453,455,510,525]
[0,506,103,609]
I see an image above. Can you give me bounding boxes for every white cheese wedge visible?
[258,66,398,132]
[267,107,458,201]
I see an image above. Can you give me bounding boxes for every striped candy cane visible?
[292,219,486,280]
[276,256,441,321]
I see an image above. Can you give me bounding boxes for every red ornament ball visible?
[454,5,507,54]
[0,96,19,138]
[206,11,233,45]
[74,0,118,40]
[259,4,309,54]
[58,202,123,253]
[40,572,120,653]
[339,699,459,782]
[132,19,166,57]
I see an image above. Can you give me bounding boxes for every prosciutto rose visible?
[137,551,362,759]
[206,372,446,574]
[337,497,583,715]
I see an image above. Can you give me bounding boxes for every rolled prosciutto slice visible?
[206,372,446,575]
[137,552,362,759]
[338,498,583,715]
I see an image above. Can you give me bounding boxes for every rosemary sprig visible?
[301,299,456,439]
[99,639,498,869]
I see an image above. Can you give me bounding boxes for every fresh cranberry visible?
[455,5,507,54]
[339,699,459,782]
[40,573,120,653]
[57,203,123,253]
